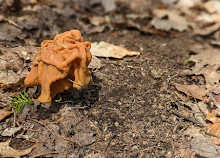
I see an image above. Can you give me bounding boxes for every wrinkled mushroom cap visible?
[24,30,93,103]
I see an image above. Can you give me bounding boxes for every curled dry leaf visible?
[151,9,188,32]
[182,45,220,85]
[0,140,33,158]
[173,83,209,102]
[1,126,22,136]
[206,110,220,145]
[91,41,140,59]
[0,108,13,121]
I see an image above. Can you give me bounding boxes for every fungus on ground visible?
[24,30,93,103]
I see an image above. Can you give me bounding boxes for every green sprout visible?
[184,59,192,65]
[8,92,34,113]
[55,94,73,104]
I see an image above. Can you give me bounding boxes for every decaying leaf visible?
[151,9,188,32]
[73,133,96,146]
[191,134,220,157]
[182,45,220,85]
[91,41,140,58]
[206,110,220,145]
[0,140,33,158]
[0,108,13,121]
[89,15,110,26]
[0,45,38,90]
[1,126,22,136]
[194,23,220,36]
[210,84,220,116]
[88,55,102,70]
[184,126,220,157]
[173,83,209,102]
[84,152,105,158]
[203,0,220,14]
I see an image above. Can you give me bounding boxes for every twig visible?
[12,108,16,128]
[30,151,58,158]
[29,118,75,143]
[174,91,189,102]
[205,131,220,139]
[29,118,57,138]
[172,111,204,127]
[105,134,116,152]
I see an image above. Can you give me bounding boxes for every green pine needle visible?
[8,92,33,114]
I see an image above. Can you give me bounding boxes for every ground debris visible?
[0,108,13,121]
[182,44,220,85]
[151,9,188,32]
[91,41,140,58]
[206,110,220,145]
[0,140,33,158]
[173,83,209,102]
[1,126,22,136]
[0,45,37,90]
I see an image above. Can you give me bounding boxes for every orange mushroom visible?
[24,30,93,103]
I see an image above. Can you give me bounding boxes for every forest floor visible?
[0,0,220,157]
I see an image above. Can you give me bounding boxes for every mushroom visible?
[24,30,93,103]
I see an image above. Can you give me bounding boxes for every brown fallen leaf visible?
[209,84,220,116]
[151,9,188,32]
[91,41,140,58]
[0,140,34,158]
[88,55,102,70]
[191,133,220,157]
[206,110,220,145]
[0,108,13,121]
[1,126,23,136]
[173,83,209,102]
[194,23,220,36]
[203,0,220,14]
[182,45,220,85]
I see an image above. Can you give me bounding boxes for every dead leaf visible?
[89,15,110,26]
[0,22,23,42]
[209,84,220,116]
[194,23,220,36]
[0,140,33,158]
[182,45,220,85]
[0,14,4,21]
[1,126,23,136]
[206,110,220,145]
[73,133,96,146]
[191,135,220,157]
[84,152,105,158]
[203,0,220,14]
[0,108,13,121]
[101,0,116,13]
[151,9,188,32]
[173,83,209,102]
[88,55,102,70]
[91,41,140,58]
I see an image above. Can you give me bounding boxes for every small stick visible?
[29,118,75,143]
[12,108,16,128]
[205,131,220,139]
[29,118,57,138]
[174,91,187,102]
[172,111,204,127]
[30,151,58,158]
